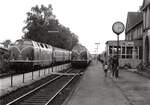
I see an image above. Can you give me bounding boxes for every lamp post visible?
[48,30,59,72]
[112,21,125,77]
[48,31,59,46]
[95,42,100,63]
[95,42,100,55]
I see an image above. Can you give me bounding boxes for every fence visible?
[0,63,71,90]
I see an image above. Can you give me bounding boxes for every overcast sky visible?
[0,0,143,53]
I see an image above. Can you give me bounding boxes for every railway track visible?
[5,69,81,105]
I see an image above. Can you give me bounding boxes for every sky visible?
[0,0,143,54]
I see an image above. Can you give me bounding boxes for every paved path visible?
[65,61,130,105]
[113,69,150,105]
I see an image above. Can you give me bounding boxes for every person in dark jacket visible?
[113,56,119,78]
[108,57,113,77]
[103,62,108,77]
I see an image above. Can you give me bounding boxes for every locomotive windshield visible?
[15,40,23,45]
[15,39,32,45]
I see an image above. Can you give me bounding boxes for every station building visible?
[140,0,150,66]
[105,11,143,68]
[106,40,142,68]
[106,0,150,69]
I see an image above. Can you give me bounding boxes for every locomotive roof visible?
[72,44,88,54]
[14,39,70,51]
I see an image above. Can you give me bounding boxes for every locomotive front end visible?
[9,39,34,72]
[71,44,91,68]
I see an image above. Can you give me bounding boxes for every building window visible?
[126,47,133,58]
[109,46,113,54]
[148,7,150,27]
[122,47,126,58]
[143,11,146,29]
[134,47,139,59]
[146,7,149,28]
[139,46,142,59]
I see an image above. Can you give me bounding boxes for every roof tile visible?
[125,12,142,33]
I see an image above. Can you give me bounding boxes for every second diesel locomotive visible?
[71,44,92,68]
[8,39,71,72]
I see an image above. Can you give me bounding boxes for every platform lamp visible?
[48,30,59,42]
[48,30,59,72]
[112,22,125,59]
[112,21,125,77]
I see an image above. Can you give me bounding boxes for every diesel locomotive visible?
[71,44,92,68]
[8,39,71,72]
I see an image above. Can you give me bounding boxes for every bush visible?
[124,63,131,69]
[136,62,146,72]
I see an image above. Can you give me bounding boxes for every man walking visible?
[113,56,119,78]
[104,63,108,77]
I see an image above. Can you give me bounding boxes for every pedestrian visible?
[113,56,119,78]
[108,57,113,77]
[104,62,108,77]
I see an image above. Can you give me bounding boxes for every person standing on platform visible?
[113,56,119,78]
[108,57,113,77]
[112,57,115,77]
[104,63,108,77]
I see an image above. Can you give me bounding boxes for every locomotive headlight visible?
[17,54,24,60]
[18,54,22,58]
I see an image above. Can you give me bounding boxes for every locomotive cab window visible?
[45,44,48,49]
[40,44,44,48]
[37,43,40,47]
[15,40,23,45]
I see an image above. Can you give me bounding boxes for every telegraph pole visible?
[95,42,100,62]
[95,42,100,55]
[48,30,59,72]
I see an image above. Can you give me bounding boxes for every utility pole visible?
[48,30,59,72]
[95,42,100,55]
[95,42,100,62]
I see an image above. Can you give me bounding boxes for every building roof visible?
[125,12,142,33]
[141,0,150,10]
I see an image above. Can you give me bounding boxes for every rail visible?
[6,68,76,105]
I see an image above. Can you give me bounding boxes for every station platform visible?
[64,60,150,105]
[0,64,71,97]
[64,61,129,105]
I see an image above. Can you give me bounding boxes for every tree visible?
[2,39,11,48]
[23,4,78,50]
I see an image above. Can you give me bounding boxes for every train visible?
[0,47,10,73]
[8,39,71,72]
[71,44,92,68]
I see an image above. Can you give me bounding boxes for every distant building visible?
[0,43,5,49]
